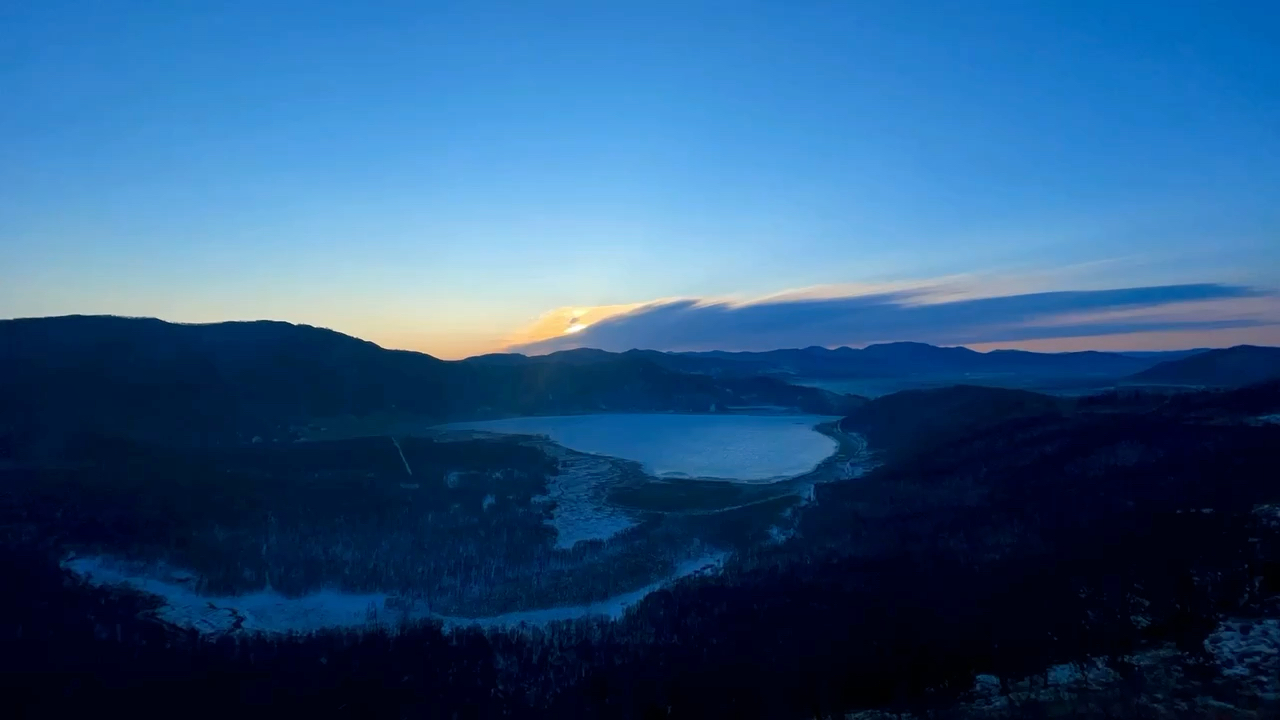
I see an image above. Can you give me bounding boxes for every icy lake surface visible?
[446,414,840,482]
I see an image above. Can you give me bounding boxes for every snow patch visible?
[1205,618,1280,701]
[65,556,390,635]
[1254,503,1280,529]
[968,659,1119,711]
[64,553,727,636]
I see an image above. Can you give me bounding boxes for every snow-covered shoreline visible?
[63,553,727,637]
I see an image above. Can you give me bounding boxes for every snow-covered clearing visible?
[64,553,726,636]
[536,442,640,549]
[444,414,840,483]
[64,557,389,635]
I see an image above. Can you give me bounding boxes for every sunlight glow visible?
[564,323,589,334]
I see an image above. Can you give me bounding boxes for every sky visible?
[3,0,1279,358]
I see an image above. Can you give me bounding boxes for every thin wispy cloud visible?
[509,283,1276,354]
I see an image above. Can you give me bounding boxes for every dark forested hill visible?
[841,384,1066,459]
[0,315,858,443]
[1125,344,1280,388]
[0,315,452,442]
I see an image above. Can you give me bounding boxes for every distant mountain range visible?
[471,339,1280,392]
[0,316,858,444]
[473,342,1206,382]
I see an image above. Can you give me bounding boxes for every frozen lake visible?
[445,413,840,482]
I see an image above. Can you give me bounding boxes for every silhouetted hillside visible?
[0,316,858,443]
[842,385,1065,458]
[0,315,451,442]
[1151,378,1280,419]
[466,348,621,366]
[1126,345,1280,388]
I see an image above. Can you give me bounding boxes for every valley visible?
[33,410,870,633]
[3,316,1279,719]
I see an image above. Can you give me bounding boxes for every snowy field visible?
[445,414,840,482]
[64,553,726,636]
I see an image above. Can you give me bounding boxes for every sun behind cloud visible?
[502,302,647,349]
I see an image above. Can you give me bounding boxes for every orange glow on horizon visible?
[500,301,647,349]
[356,291,1280,360]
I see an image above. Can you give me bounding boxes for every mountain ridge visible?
[478,340,1219,380]
[1125,344,1280,388]
[0,315,860,444]
[5,314,1270,446]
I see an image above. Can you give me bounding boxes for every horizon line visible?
[4,313,1269,360]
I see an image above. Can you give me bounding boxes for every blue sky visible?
[3,0,1278,357]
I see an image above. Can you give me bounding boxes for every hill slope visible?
[0,316,858,443]
[841,384,1065,458]
[1126,345,1280,388]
